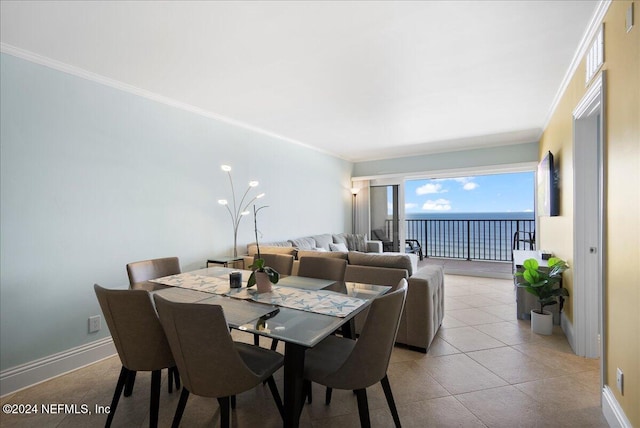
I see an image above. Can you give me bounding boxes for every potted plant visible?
[515,257,569,335]
[247,205,279,293]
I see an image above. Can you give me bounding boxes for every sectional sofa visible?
[243,233,444,352]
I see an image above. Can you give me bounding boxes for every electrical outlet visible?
[616,368,624,395]
[89,315,101,333]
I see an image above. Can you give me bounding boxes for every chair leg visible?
[303,380,312,404]
[150,370,161,428]
[325,387,332,405]
[217,396,231,428]
[168,367,173,393]
[171,388,190,428]
[231,395,236,410]
[270,339,279,350]
[381,375,401,427]
[105,366,129,428]
[172,367,181,390]
[123,370,136,397]
[266,376,285,420]
[355,389,371,428]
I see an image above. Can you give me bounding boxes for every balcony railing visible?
[385,218,535,262]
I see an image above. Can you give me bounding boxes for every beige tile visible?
[515,374,602,413]
[438,326,506,352]
[449,294,498,308]
[440,313,468,329]
[425,336,462,357]
[467,346,559,384]
[396,395,485,427]
[446,308,504,326]
[456,385,544,427]
[444,296,473,310]
[477,304,518,321]
[513,340,599,374]
[386,360,451,404]
[417,353,508,394]
[474,321,542,346]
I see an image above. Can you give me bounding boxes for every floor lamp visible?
[351,187,360,233]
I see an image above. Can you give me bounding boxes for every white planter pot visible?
[255,271,273,294]
[530,309,553,335]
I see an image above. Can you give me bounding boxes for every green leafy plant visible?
[247,205,280,287]
[515,257,569,314]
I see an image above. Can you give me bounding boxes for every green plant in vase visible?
[247,205,279,290]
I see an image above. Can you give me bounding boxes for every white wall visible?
[0,53,352,373]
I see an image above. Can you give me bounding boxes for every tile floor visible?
[1,274,607,427]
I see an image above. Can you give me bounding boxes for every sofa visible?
[244,233,444,352]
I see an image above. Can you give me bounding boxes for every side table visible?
[206,256,245,269]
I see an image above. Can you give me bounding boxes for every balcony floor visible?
[418,256,513,279]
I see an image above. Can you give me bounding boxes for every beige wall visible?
[539,1,639,425]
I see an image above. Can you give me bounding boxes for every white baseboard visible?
[0,338,116,397]
[561,311,576,353]
[602,385,632,428]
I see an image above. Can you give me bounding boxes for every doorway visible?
[572,72,605,361]
[370,185,400,252]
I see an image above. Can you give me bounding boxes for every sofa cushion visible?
[289,236,316,250]
[329,242,349,252]
[333,233,367,251]
[311,234,333,251]
[247,244,296,257]
[348,251,414,276]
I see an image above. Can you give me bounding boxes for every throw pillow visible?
[329,242,348,252]
[345,233,367,251]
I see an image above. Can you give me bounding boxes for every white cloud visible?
[422,199,452,211]
[463,182,479,190]
[416,183,446,195]
[405,203,418,210]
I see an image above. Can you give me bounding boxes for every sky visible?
[404,171,534,214]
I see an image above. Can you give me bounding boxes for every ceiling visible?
[0,1,599,162]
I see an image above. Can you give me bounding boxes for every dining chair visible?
[253,253,294,275]
[125,257,181,395]
[303,279,408,428]
[126,256,181,289]
[297,256,348,283]
[153,295,285,428]
[94,284,179,428]
[346,267,408,335]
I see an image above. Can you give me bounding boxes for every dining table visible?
[137,266,391,428]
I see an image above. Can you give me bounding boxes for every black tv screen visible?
[537,151,559,216]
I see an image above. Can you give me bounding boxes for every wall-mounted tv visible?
[537,151,559,216]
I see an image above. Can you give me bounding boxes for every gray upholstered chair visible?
[348,268,409,335]
[254,253,294,276]
[125,257,181,394]
[153,295,285,428]
[297,256,348,282]
[94,284,178,428]
[126,256,181,291]
[303,279,408,428]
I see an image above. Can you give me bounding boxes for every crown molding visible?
[541,0,612,134]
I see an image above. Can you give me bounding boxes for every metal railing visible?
[385,218,535,262]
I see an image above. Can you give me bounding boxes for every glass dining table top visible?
[150,266,391,348]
